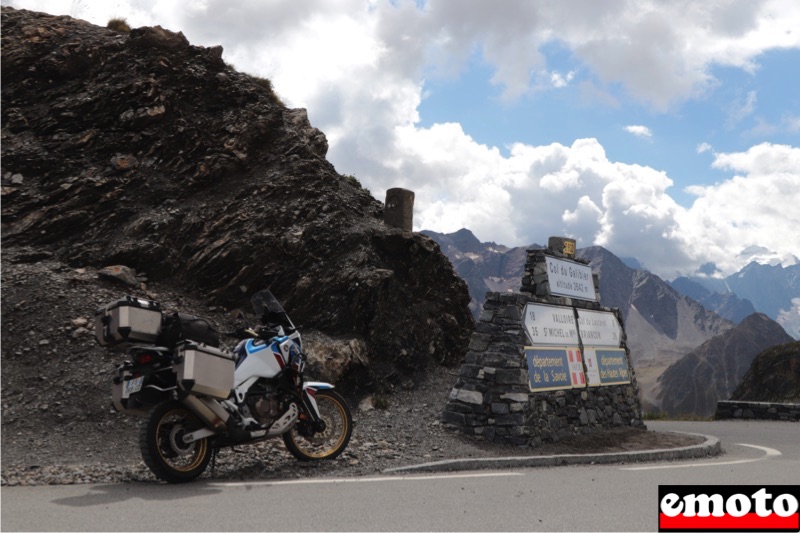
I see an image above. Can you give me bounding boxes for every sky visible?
[4,0,800,281]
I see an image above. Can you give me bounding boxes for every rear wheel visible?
[139,400,212,483]
[283,389,352,461]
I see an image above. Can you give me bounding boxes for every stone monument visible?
[442,237,645,446]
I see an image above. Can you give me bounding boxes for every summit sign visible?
[545,256,596,301]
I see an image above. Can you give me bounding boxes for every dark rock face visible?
[658,314,795,417]
[730,341,800,403]
[421,229,536,317]
[1,7,473,391]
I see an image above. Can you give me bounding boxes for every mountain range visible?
[423,228,796,413]
[731,340,800,404]
[657,314,795,417]
[671,262,800,338]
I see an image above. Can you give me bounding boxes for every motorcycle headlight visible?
[289,345,305,372]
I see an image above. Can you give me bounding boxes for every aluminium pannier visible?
[94,296,162,347]
[173,341,234,399]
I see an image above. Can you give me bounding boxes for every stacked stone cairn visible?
[442,237,646,447]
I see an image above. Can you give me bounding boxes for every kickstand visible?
[210,448,218,476]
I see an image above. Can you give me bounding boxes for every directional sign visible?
[545,256,597,301]
[522,303,579,345]
[576,309,622,347]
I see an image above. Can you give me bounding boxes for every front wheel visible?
[139,400,212,483]
[283,389,353,461]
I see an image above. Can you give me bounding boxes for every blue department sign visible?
[545,256,596,301]
[525,346,586,392]
[583,347,631,386]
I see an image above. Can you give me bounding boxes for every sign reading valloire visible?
[545,256,596,301]
[523,303,579,345]
[523,303,622,347]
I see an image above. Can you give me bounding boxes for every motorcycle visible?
[99,290,353,483]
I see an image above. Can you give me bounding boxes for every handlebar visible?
[223,326,283,340]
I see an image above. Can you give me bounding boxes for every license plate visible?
[123,376,144,398]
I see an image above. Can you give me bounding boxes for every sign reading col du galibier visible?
[545,256,596,301]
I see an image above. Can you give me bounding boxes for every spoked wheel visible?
[283,389,353,461]
[139,400,212,483]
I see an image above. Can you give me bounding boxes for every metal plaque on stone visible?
[545,256,596,301]
[576,309,622,347]
[525,346,586,392]
[522,303,579,346]
[583,347,631,386]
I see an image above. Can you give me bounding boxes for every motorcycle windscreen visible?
[251,290,294,329]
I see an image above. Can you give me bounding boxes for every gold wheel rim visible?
[156,408,208,472]
[291,394,349,459]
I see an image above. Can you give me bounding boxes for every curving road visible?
[2,420,798,532]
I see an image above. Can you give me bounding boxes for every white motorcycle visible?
[100,290,353,483]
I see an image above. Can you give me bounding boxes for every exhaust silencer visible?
[181,395,230,432]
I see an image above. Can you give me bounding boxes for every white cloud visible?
[682,143,800,274]
[696,142,713,154]
[786,115,800,133]
[727,90,758,126]
[624,125,653,138]
[777,299,800,340]
[550,70,576,88]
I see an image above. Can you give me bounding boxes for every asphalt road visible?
[2,420,798,532]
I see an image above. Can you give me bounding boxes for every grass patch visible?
[107,18,131,33]
[374,396,390,410]
[252,76,285,106]
[343,174,363,188]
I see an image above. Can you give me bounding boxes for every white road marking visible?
[621,443,782,471]
[736,443,782,456]
[211,472,523,487]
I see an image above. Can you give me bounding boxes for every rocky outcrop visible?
[658,314,795,417]
[730,341,800,403]
[1,7,473,391]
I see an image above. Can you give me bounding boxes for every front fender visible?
[301,382,334,420]
[303,381,334,391]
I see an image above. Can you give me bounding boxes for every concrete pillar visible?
[384,188,414,231]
